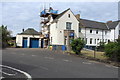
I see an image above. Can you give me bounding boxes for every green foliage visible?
[104,42,120,61]
[97,42,105,51]
[0,25,11,48]
[70,38,85,55]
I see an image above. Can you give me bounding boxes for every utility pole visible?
[94,46,96,58]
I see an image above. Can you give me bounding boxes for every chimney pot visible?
[107,21,112,23]
[75,14,80,20]
[22,29,24,32]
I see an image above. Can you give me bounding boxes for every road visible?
[1,48,118,79]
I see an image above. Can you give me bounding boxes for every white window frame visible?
[66,22,72,30]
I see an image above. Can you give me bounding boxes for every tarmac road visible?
[2,48,119,79]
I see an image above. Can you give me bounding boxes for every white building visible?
[16,28,41,48]
[40,8,120,50]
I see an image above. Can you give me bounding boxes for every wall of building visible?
[47,9,120,49]
[16,34,40,47]
[115,23,120,39]
[79,28,110,46]
[50,9,79,46]
[50,22,58,45]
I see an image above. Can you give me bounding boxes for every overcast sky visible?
[0,1,119,36]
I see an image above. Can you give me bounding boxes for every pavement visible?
[1,48,119,79]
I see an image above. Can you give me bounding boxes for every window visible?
[96,30,98,34]
[95,39,96,44]
[97,38,99,43]
[79,27,81,32]
[66,22,72,30]
[68,14,70,18]
[106,39,107,42]
[90,38,92,44]
[90,29,92,33]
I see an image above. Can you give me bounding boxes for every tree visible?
[104,41,120,62]
[70,38,85,55]
[0,25,11,48]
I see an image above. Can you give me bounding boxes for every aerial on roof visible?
[18,28,40,35]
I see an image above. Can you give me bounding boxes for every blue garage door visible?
[30,38,39,48]
[22,38,27,48]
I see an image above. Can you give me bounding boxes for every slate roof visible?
[51,8,119,30]
[79,19,108,30]
[52,8,70,21]
[18,28,40,35]
[107,20,120,29]
[51,14,59,19]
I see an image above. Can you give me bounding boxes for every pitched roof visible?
[107,21,120,29]
[53,8,70,20]
[51,8,119,30]
[19,28,40,35]
[79,19,108,30]
[51,14,59,19]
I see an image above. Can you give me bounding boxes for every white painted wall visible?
[42,9,120,47]
[50,22,58,45]
[50,9,79,45]
[115,23,120,39]
[16,34,40,47]
[78,28,111,46]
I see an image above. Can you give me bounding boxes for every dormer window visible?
[68,14,70,18]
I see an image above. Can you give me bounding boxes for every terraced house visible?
[39,7,120,50]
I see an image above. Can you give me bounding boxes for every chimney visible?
[75,14,80,20]
[107,20,112,23]
[22,28,24,32]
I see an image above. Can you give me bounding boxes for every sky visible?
[0,1,119,36]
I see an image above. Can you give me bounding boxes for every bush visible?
[97,42,105,52]
[70,38,85,55]
[104,42,120,61]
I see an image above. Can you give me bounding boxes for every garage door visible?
[30,38,39,48]
[22,38,27,48]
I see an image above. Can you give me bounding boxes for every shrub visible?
[70,38,85,55]
[104,42,120,61]
[97,42,105,52]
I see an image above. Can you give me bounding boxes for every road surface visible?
[2,48,118,79]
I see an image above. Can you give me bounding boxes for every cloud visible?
[1,0,119,2]
[1,2,118,36]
